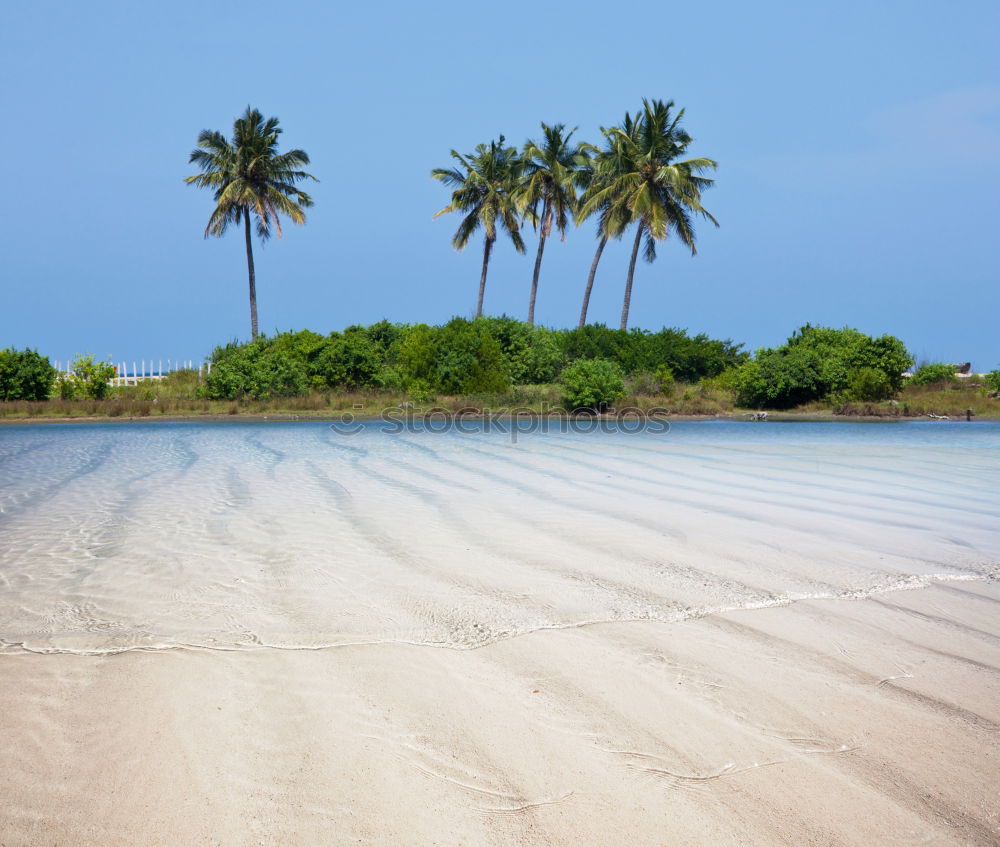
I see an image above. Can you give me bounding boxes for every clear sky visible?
[2,0,998,369]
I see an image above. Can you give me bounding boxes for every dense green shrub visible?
[200,319,745,399]
[909,363,957,386]
[561,358,625,411]
[58,355,116,400]
[0,348,57,401]
[311,331,385,390]
[474,316,563,383]
[733,325,913,409]
[194,320,922,410]
[205,343,308,399]
[394,318,511,394]
[985,368,1000,393]
[361,319,406,353]
[628,364,675,396]
[268,329,327,365]
[560,325,745,380]
[846,367,893,402]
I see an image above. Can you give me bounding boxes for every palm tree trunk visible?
[476,236,494,318]
[620,224,644,331]
[527,200,550,325]
[579,235,608,328]
[243,212,259,340]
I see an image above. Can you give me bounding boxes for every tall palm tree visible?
[519,124,593,324]
[581,99,718,331]
[185,106,316,340]
[432,136,525,318]
[575,114,637,327]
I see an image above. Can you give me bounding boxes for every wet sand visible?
[3,583,999,846]
[1,422,997,845]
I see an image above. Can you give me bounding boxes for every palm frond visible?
[185,106,316,243]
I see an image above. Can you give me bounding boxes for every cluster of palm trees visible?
[185,101,717,342]
[432,99,718,330]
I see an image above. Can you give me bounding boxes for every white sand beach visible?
[1,421,998,845]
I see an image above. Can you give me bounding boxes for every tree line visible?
[7,322,999,410]
[184,100,717,340]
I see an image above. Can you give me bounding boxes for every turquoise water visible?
[1,421,997,654]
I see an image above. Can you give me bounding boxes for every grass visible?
[3,371,999,422]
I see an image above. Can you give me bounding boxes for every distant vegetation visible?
[730,325,914,409]
[56,355,116,400]
[203,319,745,404]
[0,349,56,401]
[3,322,998,420]
[909,363,959,387]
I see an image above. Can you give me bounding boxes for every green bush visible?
[909,363,957,386]
[59,355,116,400]
[394,318,510,394]
[627,364,675,396]
[846,367,892,402]
[984,368,1000,393]
[205,343,308,400]
[561,358,625,411]
[311,331,384,390]
[198,320,745,400]
[474,317,564,384]
[0,348,57,401]
[733,325,913,409]
[560,325,746,380]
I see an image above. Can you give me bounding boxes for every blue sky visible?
[2,0,998,369]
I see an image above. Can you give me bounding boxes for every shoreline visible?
[4,581,998,846]
[2,409,998,426]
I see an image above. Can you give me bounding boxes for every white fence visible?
[54,359,213,387]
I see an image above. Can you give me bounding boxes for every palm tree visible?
[432,136,525,318]
[581,99,718,331]
[185,106,316,340]
[575,115,637,327]
[519,124,592,324]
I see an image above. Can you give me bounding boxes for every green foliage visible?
[985,368,1000,393]
[269,329,327,364]
[653,364,676,393]
[473,316,563,384]
[627,364,675,396]
[394,318,511,395]
[312,330,384,390]
[733,325,913,409]
[432,136,525,253]
[580,100,717,259]
[186,106,316,242]
[58,355,116,400]
[845,367,892,402]
[561,358,625,411]
[199,319,748,401]
[520,124,592,240]
[205,341,308,400]
[561,324,745,380]
[909,363,957,386]
[186,106,316,339]
[0,348,57,401]
[578,100,718,330]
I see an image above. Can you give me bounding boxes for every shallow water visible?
[1,420,997,654]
